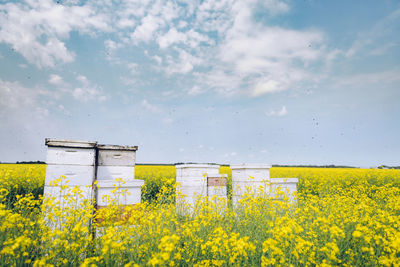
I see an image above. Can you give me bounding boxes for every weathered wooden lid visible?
[230,163,272,170]
[175,163,220,169]
[45,138,97,148]
[97,144,138,151]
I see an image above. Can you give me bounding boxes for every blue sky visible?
[0,0,399,167]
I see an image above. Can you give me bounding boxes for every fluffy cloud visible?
[0,79,49,119]
[141,99,161,113]
[73,75,106,102]
[0,0,327,98]
[0,0,111,68]
[266,106,288,117]
[48,74,64,86]
[251,80,284,97]
[202,0,324,97]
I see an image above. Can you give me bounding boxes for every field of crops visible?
[1,164,400,266]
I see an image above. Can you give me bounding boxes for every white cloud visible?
[0,0,111,68]
[0,79,48,119]
[177,21,188,29]
[251,80,285,97]
[165,49,203,74]
[187,85,205,96]
[73,75,106,102]
[0,0,328,99]
[141,99,161,113]
[223,151,238,158]
[158,28,187,49]
[153,55,163,65]
[104,39,123,61]
[127,63,139,75]
[163,117,174,124]
[48,74,64,86]
[192,0,325,97]
[266,106,288,117]
[131,15,163,43]
[344,8,400,58]
[335,69,400,88]
[261,0,290,15]
[369,42,397,56]
[58,104,71,115]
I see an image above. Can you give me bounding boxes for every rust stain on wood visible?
[207,177,227,186]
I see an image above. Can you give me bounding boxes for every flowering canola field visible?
[0,164,400,266]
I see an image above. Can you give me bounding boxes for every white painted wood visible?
[97,166,135,181]
[176,164,228,212]
[96,180,144,206]
[177,185,207,196]
[176,176,207,185]
[97,149,136,166]
[45,164,95,186]
[46,146,96,166]
[176,184,207,208]
[43,185,94,205]
[232,180,269,196]
[207,185,227,198]
[270,178,298,202]
[230,164,271,182]
[176,164,220,178]
[231,164,271,206]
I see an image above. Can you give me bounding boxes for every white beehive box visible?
[97,166,135,181]
[97,144,137,166]
[96,144,138,182]
[43,185,94,206]
[44,139,97,203]
[230,164,271,182]
[175,164,221,209]
[231,164,271,206]
[96,179,144,207]
[270,178,299,202]
[176,164,220,182]
[45,165,95,186]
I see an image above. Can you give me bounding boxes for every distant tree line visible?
[272,164,358,168]
[377,165,400,169]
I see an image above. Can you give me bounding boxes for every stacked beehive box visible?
[175,164,223,210]
[44,139,97,205]
[43,139,143,211]
[96,144,144,207]
[270,177,299,202]
[230,164,271,206]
